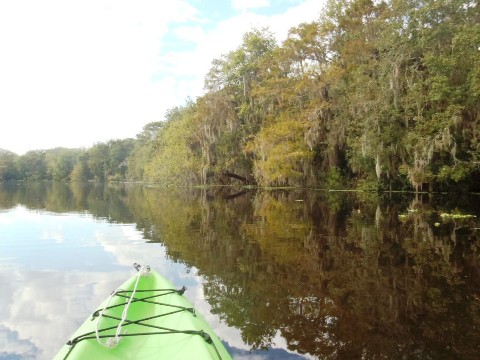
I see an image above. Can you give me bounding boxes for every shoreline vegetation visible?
[4,179,480,197]
[1,0,479,193]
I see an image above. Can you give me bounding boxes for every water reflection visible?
[0,266,129,359]
[0,182,479,359]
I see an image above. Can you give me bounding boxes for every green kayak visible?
[54,264,232,360]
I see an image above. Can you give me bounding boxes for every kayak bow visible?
[54,264,232,360]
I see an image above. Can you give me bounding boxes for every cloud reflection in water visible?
[0,205,307,360]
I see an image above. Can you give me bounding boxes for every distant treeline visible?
[1,0,479,192]
[0,140,134,182]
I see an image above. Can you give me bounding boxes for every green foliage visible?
[7,0,480,191]
[246,115,312,186]
[324,167,345,190]
[187,0,479,191]
[355,177,380,192]
[45,148,80,181]
[16,150,47,181]
[105,139,135,180]
[87,143,109,181]
[437,162,473,182]
[70,161,89,182]
[10,140,133,183]
[127,122,164,181]
[0,149,18,181]
[85,139,134,182]
[143,104,200,186]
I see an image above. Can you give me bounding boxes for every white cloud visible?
[0,324,37,359]
[41,226,64,244]
[162,0,325,97]
[0,0,199,154]
[231,0,270,12]
[94,225,171,271]
[0,266,130,359]
[0,0,325,155]
[173,25,206,43]
[0,205,313,359]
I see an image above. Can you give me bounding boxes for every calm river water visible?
[0,182,479,360]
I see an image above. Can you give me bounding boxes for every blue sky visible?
[0,0,326,155]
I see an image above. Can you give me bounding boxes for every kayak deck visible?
[54,267,232,360]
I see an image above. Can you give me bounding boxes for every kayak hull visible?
[53,269,232,360]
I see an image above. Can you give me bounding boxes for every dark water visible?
[0,182,479,360]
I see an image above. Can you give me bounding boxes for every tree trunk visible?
[223,171,250,184]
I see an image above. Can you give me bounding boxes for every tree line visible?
[0,139,134,182]
[1,0,479,192]
[129,0,480,192]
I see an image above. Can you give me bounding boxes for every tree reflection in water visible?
[1,182,479,359]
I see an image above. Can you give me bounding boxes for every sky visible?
[0,0,326,155]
